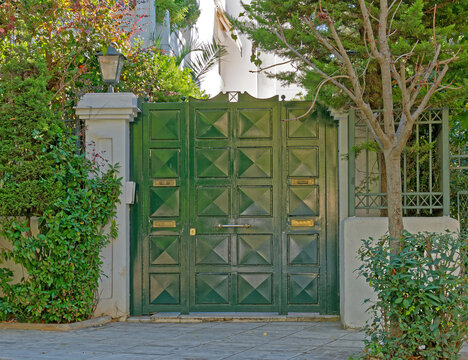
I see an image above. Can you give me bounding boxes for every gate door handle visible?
[216,224,251,229]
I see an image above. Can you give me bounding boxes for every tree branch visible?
[248,60,293,73]
[358,0,383,61]
[282,75,349,121]
[271,20,356,100]
[273,16,391,149]
[388,0,402,36]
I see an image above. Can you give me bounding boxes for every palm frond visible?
[185,41,227,85]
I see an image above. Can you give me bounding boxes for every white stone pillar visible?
[76,93,139,319]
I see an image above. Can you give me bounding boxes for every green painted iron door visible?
[130,97,338,315]
[189,100,282,311]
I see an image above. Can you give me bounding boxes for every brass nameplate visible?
[291,178,315,185]
[153,220,176,228]
[291,219,315,227]
[153,179,176,187]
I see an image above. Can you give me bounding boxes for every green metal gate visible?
[130,93,338,315]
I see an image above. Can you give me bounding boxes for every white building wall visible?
[151,0,303,99]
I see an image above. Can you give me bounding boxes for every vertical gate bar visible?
[442,108,450,216]
[416,123,420,215]
[182,101,190,314]
[365,125,369,214]
[403,150,407,215]
[278,101,286,315]
[348,110,355,216]
[130,101,144,315]
[326,115,340,314]
[429,114,433,214]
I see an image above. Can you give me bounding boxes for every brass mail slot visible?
[153,220,177,228]
[291,178,315,185]
[291,219,315,227]
[153,179,176,187]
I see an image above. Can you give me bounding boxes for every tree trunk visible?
[384,152,404,252]
[384,151,405,338]
[380,153,388,217]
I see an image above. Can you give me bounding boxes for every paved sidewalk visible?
[1,321,467,360]
[0,321,364,360]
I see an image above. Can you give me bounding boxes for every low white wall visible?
[340,216,460,329]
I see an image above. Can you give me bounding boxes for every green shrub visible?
[0,136,121,323]
[358,231,467,359]
[0,45,64,216]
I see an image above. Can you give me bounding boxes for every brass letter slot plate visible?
[291,178,315,185]
[291,219,315,227]
[153,220,177,228]
[153,179,176,187]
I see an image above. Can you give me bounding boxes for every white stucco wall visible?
[340,216,460,329]
[76,93,139,319]
[152,0,304,99]
[132,0,157,47]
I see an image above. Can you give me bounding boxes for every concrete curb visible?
[0,316,112,331]
[127,313,341,324]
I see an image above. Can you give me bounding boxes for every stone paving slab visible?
[127,313,340,324]
[0,321,466,360]
[0,316,112,331]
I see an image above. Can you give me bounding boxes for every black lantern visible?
[96,45,127,92]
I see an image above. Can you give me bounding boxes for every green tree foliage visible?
[118,43,203,101]
[0,0,202,115]
[0,0,201,323]
[234,0,466,111]
[155,0,200,30]
[0,47,64,216]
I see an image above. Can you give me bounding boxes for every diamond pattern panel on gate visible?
[289,274,318,304]
[289,187,319,216]
[196,109,229,139]
[150,187,180,217]
[196,273,230,304]
[238,186,272,216]
[196,148,230,178]
[287,109,318,138]
[238,273,272,304]
[149,273,180,304]
[150,236,179,265]
[238,148,272,178]
[238,235,272,265]
[238,109,272,138]
[196,235,230,265]
[150,149,179,178]
[288,148,318,177]
[288,234,319,265]
[197,187,230,216]
[150,110,180,140]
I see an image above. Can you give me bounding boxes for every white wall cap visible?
[342,216,460,233]
[75,93,140,122]
[328,107,347,121]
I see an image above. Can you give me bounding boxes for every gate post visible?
[76,93,140,319]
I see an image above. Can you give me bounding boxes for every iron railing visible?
[348,108,450,216]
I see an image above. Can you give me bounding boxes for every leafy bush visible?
[358,231,467,359]
[118,43,204,102]
[0,45,64,216]
[0,136,121,323]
